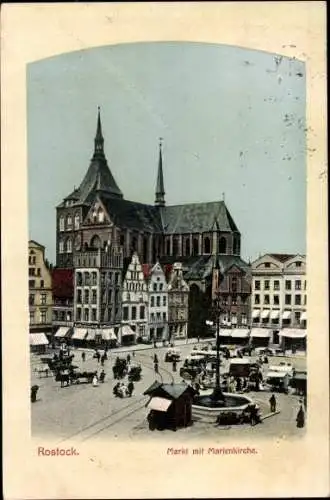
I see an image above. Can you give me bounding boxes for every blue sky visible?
[27,42,306,264]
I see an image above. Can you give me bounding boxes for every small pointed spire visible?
[94,106,105,157]
[155,138,166,207]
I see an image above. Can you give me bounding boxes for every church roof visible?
[99,194,163,233]
[161,201,239,234]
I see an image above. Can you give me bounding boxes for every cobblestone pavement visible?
[31,343,306,442]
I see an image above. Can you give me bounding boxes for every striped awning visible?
[270,310,280,319]
[29,333,49,346]
[147,397,172,412]
[250,328,271,338]
[282,311,291,320]
[54,327,70,338]
[71,328,87,340]
[102,328,117,340]
[252,309,260,318]
[230,328,250,338]
[279,328,307,339]
[261,310,270,319]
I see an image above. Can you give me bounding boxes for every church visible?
[55,109,251,333]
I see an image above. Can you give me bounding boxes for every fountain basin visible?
[192,392,253,424]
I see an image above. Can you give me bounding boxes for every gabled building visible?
[121,252,148,344]
[144,261,169,342]
[72,228,123,343]
[167,263,189,341]
[28,240,53,339]
[251,253,306,348]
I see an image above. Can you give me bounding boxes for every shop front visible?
[120,325,136,346]
[29,332,49,353]
[279,328,306,353]
[230,328,250,346]
[71,327,88,347]
[250,328,271,347]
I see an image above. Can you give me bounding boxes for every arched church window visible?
[219,237,227,254]
[74,213,80,230]
[66,238,72,253]
[192,238,199,256]
[173,236,179,257]
[204,237,211,254]
[66,215,72,230]
[98,208,104,223]
[233,237,240,255]
[59,216,65,232]
[185,238,191,256]
[90,235,101,249]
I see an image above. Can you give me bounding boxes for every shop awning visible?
[71,328,87,340]
[29,333,49,346]
[147,397,172,412]
[219,330,232,337]
[230,328,250,338]
[266,371,288,379]
[282,311,291,320]
[261,310,270,319]
[54,327,70,338]
[250,328,270,338]
[279,328,307,339]
[270,310,280,319]
[300,312,307,321]
[252,309,261,319]
[86,330,96,340]
[121,325,135,337]
[102,328,117,340]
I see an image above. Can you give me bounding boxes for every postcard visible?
[1,2,328,499]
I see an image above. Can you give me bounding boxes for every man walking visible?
[269,394,277,413]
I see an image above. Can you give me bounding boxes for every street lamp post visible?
[211,290,225,402]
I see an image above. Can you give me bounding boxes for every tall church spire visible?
[93,106,105,157]
[155,138,166,207]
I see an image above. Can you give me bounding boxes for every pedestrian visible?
[249,404,262,426]
[128,380,134,397]
[269,394,277,413]
[154,354,158,364]
[99,370,105,383]
[96,352,100,363]
[81,351,86,362]
[127,354,131,364]
[101,356,105,367]
[154,361,159,374]
[296,405,305,428]
[153,340,157,348]
[132,350,135,357]
[92,373,99,387]
[31,385,39,403]
[172,360,177,372]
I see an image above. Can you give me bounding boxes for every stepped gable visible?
[162,200,239,234]
[99,193,163,233]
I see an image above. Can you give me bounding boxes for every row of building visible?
[28,109,306,350]
[29,239,307,349]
